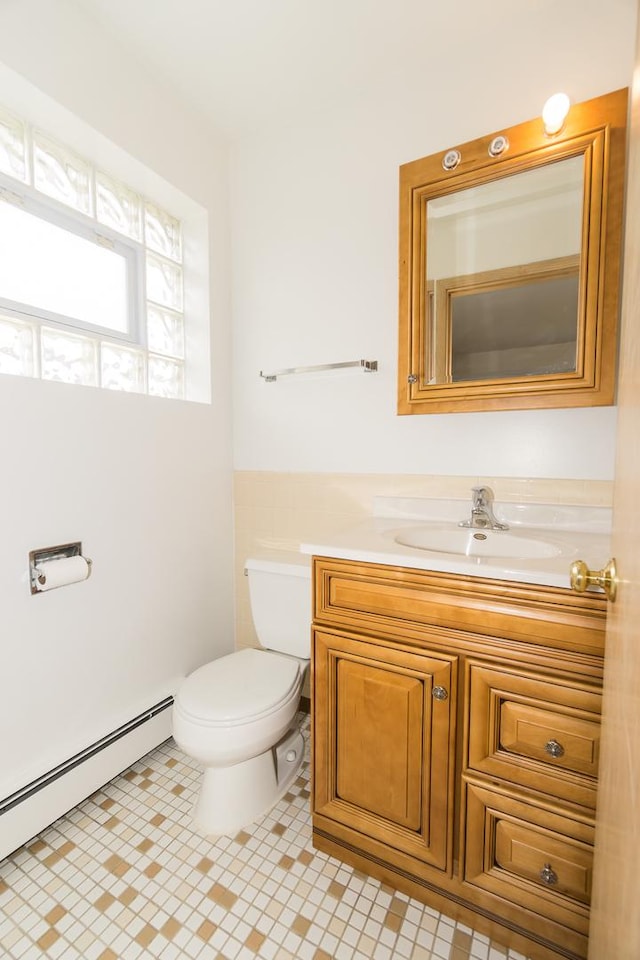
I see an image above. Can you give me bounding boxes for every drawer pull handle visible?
[544,739,565,758]
[540,863,558,886]
[432,686,448,701]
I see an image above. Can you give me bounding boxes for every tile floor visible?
[0,713,531,960]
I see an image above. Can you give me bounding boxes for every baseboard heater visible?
[0,696,174,863]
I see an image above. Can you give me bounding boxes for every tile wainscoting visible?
[233,471,613,652]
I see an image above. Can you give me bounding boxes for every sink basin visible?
[393,526,562,560]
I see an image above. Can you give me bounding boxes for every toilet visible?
[172,554,311,836]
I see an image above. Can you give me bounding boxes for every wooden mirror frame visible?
[397,88,628,415]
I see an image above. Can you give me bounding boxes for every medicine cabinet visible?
[397,88,628,414]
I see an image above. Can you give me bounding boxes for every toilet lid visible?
[176,648,301,726]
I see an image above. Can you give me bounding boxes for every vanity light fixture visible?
[542,92,571,136]
[488,135,509,157]
[441,149,461,171]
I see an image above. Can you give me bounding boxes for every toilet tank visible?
[245,554,312,657]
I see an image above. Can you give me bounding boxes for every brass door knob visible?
[569,557,617,602]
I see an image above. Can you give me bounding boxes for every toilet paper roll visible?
[34,555,91,591]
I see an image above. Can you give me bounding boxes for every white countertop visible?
[299,502,612,591]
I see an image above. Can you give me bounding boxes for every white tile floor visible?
[0,714,531,960]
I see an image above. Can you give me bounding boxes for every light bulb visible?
[542,92,571,136]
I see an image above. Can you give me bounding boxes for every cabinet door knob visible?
[539,863,558,886]
[544,739,565,758]
[569,557,617,602]
[432,686,448,701]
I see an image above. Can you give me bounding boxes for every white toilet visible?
[172,554,311,836]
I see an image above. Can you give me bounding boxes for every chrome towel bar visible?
[259,359,378,382]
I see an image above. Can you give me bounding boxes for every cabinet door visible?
[313,628,456,872]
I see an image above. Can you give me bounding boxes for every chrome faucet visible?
[459,486,509,530]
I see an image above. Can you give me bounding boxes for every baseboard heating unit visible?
[0,697,174,862]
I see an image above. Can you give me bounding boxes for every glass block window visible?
[41,326,98,387]
[32,130,93,215]
[0,102,187,400]
[96,170,143,242]
[0,315,36,377]
[101,343,145,393]
[0,105,27,182]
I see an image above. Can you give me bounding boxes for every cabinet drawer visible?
[495,818,592,905]
[463,779,593,939]
[313,558,607,656]
[466,662,601,809]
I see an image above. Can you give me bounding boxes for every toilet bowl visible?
[172,554,311,836]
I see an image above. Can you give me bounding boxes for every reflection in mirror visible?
[398,88,628,414]
[449,267,580,381]
[426,157,584,384]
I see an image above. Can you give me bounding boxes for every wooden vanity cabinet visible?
[311,558,607,960]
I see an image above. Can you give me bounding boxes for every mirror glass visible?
[398,88,627,414]
[426,157,583,384]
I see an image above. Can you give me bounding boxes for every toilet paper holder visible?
[29,541,93,594]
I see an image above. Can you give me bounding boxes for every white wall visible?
[0,0,234,798]
[231,0,637,480]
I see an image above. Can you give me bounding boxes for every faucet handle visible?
[471,485,492,505]
[462,486,508,530]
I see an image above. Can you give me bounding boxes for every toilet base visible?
[192,726,305,836]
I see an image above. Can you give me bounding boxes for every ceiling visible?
[73,0,552,142]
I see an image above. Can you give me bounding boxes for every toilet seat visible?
[175,648,302,727]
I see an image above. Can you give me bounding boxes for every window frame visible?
[0,171,146,348]
[0,90,211,403]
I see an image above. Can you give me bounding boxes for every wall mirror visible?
[398,88,628,414]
